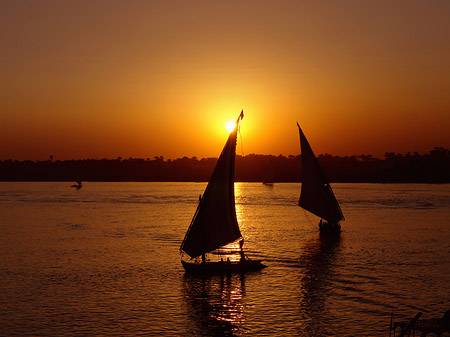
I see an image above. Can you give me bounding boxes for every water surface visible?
[1,182,449,336]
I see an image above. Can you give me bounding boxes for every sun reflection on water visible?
[298,235,341,335]
[234,182,245,228]
[183,273,246,336]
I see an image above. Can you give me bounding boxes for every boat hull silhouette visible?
[319,221,341,236]
[181,259,266,274]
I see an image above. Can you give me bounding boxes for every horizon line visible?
[1,146,448,162]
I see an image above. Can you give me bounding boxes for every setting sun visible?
[0,1,449,162]
[226,121,236,132]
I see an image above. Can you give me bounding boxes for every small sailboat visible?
[297,122,344,236]
[180,111,266,273]
[262,158,275,185]
[70,180,82,189]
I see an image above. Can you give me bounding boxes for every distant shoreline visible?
[1,147,449,184]
[1,180,449,184]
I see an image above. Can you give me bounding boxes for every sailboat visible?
[70,180,82,189]
[297,122,344,236]
[262,158,275,185]
[180,111,266,273]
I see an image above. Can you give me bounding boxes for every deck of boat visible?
[181,259,266,274]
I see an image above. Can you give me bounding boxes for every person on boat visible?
[239,239,246,262]
[201,253,206,264]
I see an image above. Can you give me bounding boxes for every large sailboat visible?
[180,111,266,273]
[297,122,344,236]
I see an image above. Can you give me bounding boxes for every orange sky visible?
[1,1,449,160]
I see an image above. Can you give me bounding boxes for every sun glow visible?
[226,121,236,132]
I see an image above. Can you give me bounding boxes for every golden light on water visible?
[213,183,246,262]
[234,183,244,227]
[183,273,245,333]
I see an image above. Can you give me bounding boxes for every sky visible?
[1,0,449,161]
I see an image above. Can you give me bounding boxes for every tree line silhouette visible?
[0,147,449,183]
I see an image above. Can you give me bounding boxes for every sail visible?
[297,123,344,223]
[262,158,275,184]
[181,111,244,258]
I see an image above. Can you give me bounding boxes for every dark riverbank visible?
[1,147,449,183]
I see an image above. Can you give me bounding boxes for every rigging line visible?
[238,125,245,157]
[302,207,317,228]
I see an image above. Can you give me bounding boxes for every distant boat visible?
[297,122,344,236]
[262,158,275,185]
[70,180,82,189]
[180,110,266,273]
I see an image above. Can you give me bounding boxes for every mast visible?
[181,111,244,258]
[297,122,344,223]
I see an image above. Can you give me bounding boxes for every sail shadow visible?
[298,235,341,336]
[182,273,247,336]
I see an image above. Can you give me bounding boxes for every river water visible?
[0,182,449,336]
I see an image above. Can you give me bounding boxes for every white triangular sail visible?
[181,111,244,259]
[297,122,344,223]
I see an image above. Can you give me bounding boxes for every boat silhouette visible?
[297,122,344,236]
[180,110,266,273]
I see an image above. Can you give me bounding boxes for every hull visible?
[319,222,341,236]
[181,259,266,274]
